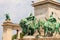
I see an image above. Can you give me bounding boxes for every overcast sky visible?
[0,0,60,40]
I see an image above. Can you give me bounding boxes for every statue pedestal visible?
[19,36,60,40]
[23,36,35,40]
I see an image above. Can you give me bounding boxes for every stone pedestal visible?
[20,36,60,40]
[2,20,12,40]
[3,27,12,40]
[13,35,60,40]
[2,20,21,40]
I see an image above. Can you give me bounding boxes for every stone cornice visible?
[2,22,21,30]
[32,0,60,7]
[2,20,21,30]
[2,22,20,27]
[2,20,20,27]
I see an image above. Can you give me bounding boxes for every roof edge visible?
[32,0,60,7]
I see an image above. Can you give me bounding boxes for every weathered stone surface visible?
[21,37,60,40]
[37,0,57,2]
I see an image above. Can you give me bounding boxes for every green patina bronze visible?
[12,12,60,40]
[19,12,60,37]
[48,12,56,23]
[54,23,60,34]
[20,13,41,36]
[5,14,10,20]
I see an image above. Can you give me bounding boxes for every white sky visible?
[0,0,60,40]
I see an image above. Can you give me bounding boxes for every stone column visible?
[17,30,20,40]
[2,20,12,40]
[17,30,22,40]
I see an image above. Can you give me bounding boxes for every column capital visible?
[2,19,13,27]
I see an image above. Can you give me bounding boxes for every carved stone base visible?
[19,36,60,40]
